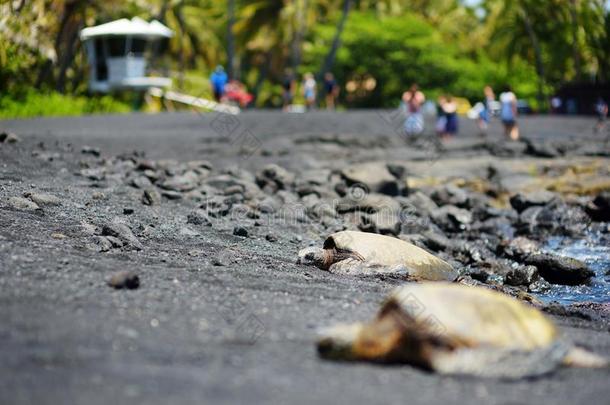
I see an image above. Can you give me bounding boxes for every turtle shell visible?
[325,231,457,281]
[318,283,571,377]
[386,283,557,351]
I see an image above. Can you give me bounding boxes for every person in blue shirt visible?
[210,65,228,102]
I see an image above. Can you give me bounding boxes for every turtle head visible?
[317,323,365,360]
[297,246,327,268]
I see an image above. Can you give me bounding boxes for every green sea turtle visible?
[317,283,608,378]
[298,231,457,281]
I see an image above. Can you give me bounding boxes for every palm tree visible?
[319,0,351,76]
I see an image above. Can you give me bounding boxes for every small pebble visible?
[0,132,20,143]
[233,226,248,237]
[107,271,140,290]
[81,145,101,156]
[123,207,134,215]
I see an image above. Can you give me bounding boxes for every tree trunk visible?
[227,0,236,79]
[569,0,582,80]
[55,1,84,93]
[291,0,307,72]
[521,8,546,110]
[319,0,351,77]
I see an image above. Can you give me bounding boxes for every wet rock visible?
[81,145,101,156]
[107,271,140,290]
[543,302,594,321]
[340,162,402,196]
[142,188,161,206]
[102,222,143,251]
[505,265,538,286]
[510,191,556,213]
[8,196,40,211]
[256,164,295,193]
[24,192,61,206]
[517,205,560,236]
[502,236,540,259]
[528,278,552,293]
[187,209,212,226]
[233,226,249,237]
[523,253,594,285]
[0,131,20,143]
[468,268,490,283]
[586,192,610,222]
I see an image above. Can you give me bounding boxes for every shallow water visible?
[539,235,610,305]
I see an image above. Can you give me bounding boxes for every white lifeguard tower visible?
[80,17,173,93]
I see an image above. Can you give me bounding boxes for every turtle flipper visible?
[562,346,609,368]
[329,261,416,278]
[430,341,570,379]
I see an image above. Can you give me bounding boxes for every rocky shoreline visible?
[1,112,609,404]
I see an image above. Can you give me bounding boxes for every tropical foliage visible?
[0,0,608,114]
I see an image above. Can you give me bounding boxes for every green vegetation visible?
[0,91,130,119]
[1,0,608,115]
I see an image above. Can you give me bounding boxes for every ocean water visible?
[538,235,610,305]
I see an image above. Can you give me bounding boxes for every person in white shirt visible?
[302,72,317,110]
[499,85,519,140]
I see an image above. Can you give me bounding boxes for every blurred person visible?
[282,69,296,111]
[551,96,562,114]
[323,72,339,110]
[477,85,495,134]
[224,80,253,108]
[402,84,426,136]
[435,95,447,137]
[302,72,317,110]
[499,85,519,140]
[210,65,228,103]
[440,95,458,140]
[594,97,608,133]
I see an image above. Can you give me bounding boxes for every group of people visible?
[282,71,340,111]
[402,83,521,141]
[211,66,341,111]
[209,66,254,108]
